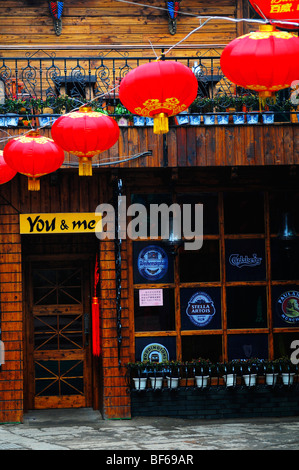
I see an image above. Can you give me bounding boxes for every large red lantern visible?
[249,0,299,30]
[51,106,120,176]
[3,131,65,191]
[119,60,198,134]
[0,150,17,184]
[220,25,299,102]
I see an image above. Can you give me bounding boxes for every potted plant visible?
[192,358,212,388]
[164,360,182,389]
[214,94,232,125]
[148,362,164,390]
[220,360,240,387]
[114,103,132,126]
[232,96,246,124]
[127,361,149,390]
[262,359,280,386]
[243,94,260,124]
[278,357,297,385]
[240,358,261,387]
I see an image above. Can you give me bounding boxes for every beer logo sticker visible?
[277,291,299,324]
[141,343,169,362]
[186,291,216,327]
[137,245,168,281]
[229,253,262,269]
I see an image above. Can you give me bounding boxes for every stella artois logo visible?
[186,291,216,327]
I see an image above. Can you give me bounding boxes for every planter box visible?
[262,112,274,124]
[175,114,189,125]
[233,113,246,124]
[247,113,259,124]
[203,114,215,125]
[6,113,18,127]
[217,113,229,125]
[189,114,201,125]
[133,116,145,126]
[145,117,154,126]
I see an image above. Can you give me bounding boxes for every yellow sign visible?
[20,213,102,234]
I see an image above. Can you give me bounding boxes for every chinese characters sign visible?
[249,0,299,28]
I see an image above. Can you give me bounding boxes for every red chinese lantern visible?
[249,0,299,31]
[220,24,299,103]
[51,106,120,176]
[0,150,17,184]
[3,131,65,191]
[119,60,198,134]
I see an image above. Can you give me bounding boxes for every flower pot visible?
[189,114,201,125]
[262,112,274,124]
[133,377,147,390]
[38,114,53,127]
[247,112,259,124]
[117,117,129,127]
[223,373,236,387]
[0,115,7,127]
[217,113,229,125]
[281,372,295,385]
[195,375,209,388]
[265,373,278,386]
[166,376,180,389]
[150,376,163,389]
[233,113,245,124]
[145,117,154,126]
[6,113,18,127]
[203,114,215,125]
[243,374,257,387]
[175,113,189,125]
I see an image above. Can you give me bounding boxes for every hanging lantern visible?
[119,60,198,134]
[249,0,299,31]
[51,107,120,176]
[0,150,17,184]
[220,24,299,104]
[3,131,65,191]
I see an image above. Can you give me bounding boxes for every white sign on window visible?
[139,289,163,307]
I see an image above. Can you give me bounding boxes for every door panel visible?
[27,261,92,409]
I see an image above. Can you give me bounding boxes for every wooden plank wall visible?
[0,0,237,52]
[1,124,299,169]
[0,188,23,423]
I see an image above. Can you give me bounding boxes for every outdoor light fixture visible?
[277,212,297,242]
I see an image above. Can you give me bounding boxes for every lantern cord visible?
[61,150,152,167]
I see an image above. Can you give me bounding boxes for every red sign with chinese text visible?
[249,0,299,29]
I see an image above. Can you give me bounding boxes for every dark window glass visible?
[177,193,219,235]
[271,238,299,281]
[224,191,264,234]
[269,191,299,234]
[133,242,174,284]
[225,239,266,282]
[134,288,175,331]
[181,335,223,362]
[131,193,172,237]
[273,332,299,359]
[135,336,177,362]
[227,286,267,329]
[179,240,220,282]
[180,287,222,330]
[227,334,268,360]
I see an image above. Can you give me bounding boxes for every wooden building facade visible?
[0,0,299,423]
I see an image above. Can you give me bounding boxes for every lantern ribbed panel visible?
[119,60,198,134]
[3,133,65,190]
[51,109,120,175]
[0,150,17,184]
[220,26,299,98]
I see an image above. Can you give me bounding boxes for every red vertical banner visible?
[92,253,101,357]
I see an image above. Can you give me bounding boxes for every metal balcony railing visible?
[0,48,295,122]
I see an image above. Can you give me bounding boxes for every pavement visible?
[1,408,299,451]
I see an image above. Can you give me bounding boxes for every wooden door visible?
[26,260,92,409]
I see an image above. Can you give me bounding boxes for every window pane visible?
[227,334,268,360]
[135,336,176,361]
[131,193,172,237]
[224,191,264,234]
[134,288,175,331]
[180,287,222,330]
[273,332,299,359]
[271,238,299,281]
[177,193,219,235]
[269,191,299,234]
[225,239,266,282]
[181,335,222,362]
[179,240,220,283]
[133,242,174,284]
[272,285,299,327]
[227,286,267,329]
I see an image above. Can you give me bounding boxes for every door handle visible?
[84,313,89,346]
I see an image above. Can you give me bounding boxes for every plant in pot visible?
[277,356,297,385]
[220,360,241,387]
[148,362,165,390]
[232,96,246,124]
[243,94,260,124]
[214,94,232,125]
[240,358,261,387]
[192,358,212,388]
[262,359,280,386]
[114,103,133,126]
[127,361,149,390]
[164,360,182,389]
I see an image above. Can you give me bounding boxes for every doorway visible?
[24,257,94,410]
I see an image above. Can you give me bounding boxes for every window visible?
[130,189,299,363]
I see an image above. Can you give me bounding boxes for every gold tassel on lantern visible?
[28,177,40,191]
[153,113,169,134]
[78,157,93,176]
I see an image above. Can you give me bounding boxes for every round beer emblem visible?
[277,291,299,324]
[137,245,168,281]
[141,343,169,362]
[186,291,216,327]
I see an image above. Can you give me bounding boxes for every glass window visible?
[133,242,174,284]
[273,332,299,359]
[271,238,299,281]
[225,239,266,282]
[226,286,267,329]
[134,288,175,332]
[224,191,264,234]
[272,285,299,328]
[179,240,220,283]
[135,336,177,361]
[227,334,268,360]
[131,193,172,237]
[177,193,219,235]
[180,287,222,330]
[182,335,223,362]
